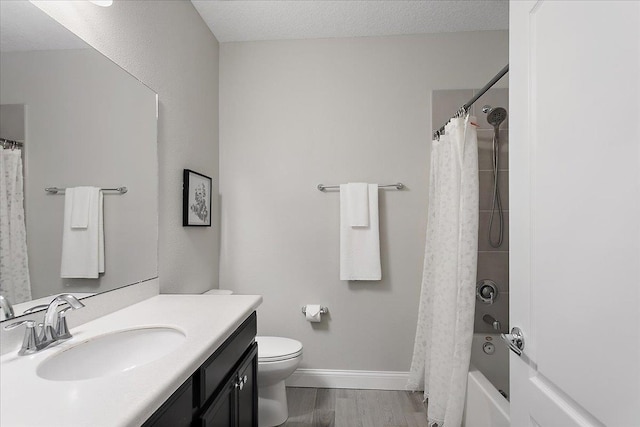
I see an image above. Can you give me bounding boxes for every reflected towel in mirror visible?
[60,187,104,278]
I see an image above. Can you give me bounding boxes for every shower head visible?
[482,105,507,128]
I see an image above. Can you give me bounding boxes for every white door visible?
[509,1,640,426]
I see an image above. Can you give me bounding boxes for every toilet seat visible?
[256,336,303,362]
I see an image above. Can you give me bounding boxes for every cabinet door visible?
[200,379,235,427]
[142,378,193,427]
[237,344,258,427]
[199,313,257,406]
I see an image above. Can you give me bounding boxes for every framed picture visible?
[183,169,212,227]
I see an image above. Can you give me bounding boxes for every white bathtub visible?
[462,333,510,427]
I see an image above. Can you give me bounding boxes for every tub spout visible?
[482,314,501,331]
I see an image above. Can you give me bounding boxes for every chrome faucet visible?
[3,294,85,355]
[0,295,15,320]
[482,314,501,331]
[41,294,85,346]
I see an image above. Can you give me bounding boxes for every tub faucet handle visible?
[476,280,499,304]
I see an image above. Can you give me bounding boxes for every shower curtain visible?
[0,146,31,304]
[408,115,479,427]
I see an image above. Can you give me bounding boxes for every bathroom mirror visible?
[0,1,158,319]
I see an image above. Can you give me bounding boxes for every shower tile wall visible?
[432,88,510,334]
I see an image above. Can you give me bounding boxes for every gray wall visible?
[0,105,25,141]
[219,32,508,371]
[0,49,157,299]
[32,0,221,294]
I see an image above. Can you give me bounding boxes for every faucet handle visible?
[23,304,49,315]
[3,320,42,355]
[55,307,74,340]
[3,319,36,331]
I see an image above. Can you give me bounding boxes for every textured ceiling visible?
[191,0,509,43]
[0,0,88,53]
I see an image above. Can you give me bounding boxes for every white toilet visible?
[202,289,234,295]
[255,336,303,427]
[202,290,303,427]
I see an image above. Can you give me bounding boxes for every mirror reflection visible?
[0,1,158,319]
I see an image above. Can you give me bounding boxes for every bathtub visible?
[462,333,510,427]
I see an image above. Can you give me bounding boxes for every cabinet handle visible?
[235,374,249,391]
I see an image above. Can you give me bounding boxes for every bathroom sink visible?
[37,327,186,381]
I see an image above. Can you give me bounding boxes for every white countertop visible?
[0,294,262,427]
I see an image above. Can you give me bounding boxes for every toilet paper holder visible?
[301,306,328,315]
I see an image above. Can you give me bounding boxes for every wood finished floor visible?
[281,387,429,427]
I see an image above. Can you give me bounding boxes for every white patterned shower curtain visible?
[0,146,31,304]
[408,115,479,427]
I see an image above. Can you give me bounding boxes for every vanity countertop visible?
[0,294,262,427]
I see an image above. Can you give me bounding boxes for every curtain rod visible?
[1,137,24,149]
[432,64,509,140]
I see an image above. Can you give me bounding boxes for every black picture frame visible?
[183,169,212,227]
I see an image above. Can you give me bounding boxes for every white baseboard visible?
[285,369,410,391]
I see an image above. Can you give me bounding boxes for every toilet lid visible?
[202,289,233,295]
[256,336,303,362]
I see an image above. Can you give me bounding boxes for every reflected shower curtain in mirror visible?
[408,116,478,427]
[0,146,31,304]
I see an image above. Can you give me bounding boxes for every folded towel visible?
[346,183,369,227]
[340,183,381,280]
[70,186,92,229]
[61,187,104,278]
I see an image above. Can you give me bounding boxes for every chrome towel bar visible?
[45,186,128,194]
[317,183,404,191]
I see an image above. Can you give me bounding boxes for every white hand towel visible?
[70,186,92,229]
[340,183,381,281]
[346,183,369,227]
[61,187,104,278]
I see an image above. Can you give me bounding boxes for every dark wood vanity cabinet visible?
[200,344,257,426]
[143,312,258,427]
